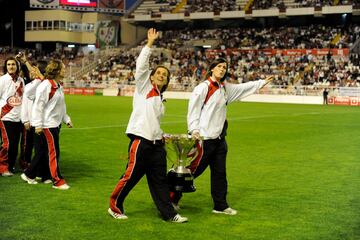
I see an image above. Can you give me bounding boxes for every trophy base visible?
[168,169,196,193]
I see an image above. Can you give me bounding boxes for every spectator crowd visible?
[141,0,356,14]
[71,24,360,93]
[1,24,359,93]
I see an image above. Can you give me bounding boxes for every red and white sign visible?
[350,97,359,106]
[328,96,360,106]
[59,0,97,7]
[83,88,95,95]
[63,88,95,95]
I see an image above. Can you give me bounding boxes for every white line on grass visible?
[64,124,128,130]
[62,111,332,131]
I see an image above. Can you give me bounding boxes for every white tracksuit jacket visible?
[31,79,71,128]
[187,77,266,140]
[21,78,42,125]
[125,46,164,141]
[0,73,25,122]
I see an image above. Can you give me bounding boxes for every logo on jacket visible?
[7,96,22,107]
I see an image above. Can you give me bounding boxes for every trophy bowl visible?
[165,134,199,193]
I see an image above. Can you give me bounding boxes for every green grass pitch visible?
[1,95,359,240]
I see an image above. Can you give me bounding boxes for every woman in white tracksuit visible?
[108,28,187,223]
[21,70,52,184]
[0,57,24,176]
[21,59,73,190]
[17,56,47,171]
[170,58,273,215]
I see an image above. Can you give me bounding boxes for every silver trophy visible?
[165,134,199,192]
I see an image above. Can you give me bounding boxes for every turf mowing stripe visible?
[61,111,343,131]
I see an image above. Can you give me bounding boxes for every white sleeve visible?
[21,97,31,123]
[24,79,42,101]
[187,83,208,134]
[0,75,7,107]
[225,80,265,104]
[32,81,50,128]
[134,46,152,94]
[62,102,71,124]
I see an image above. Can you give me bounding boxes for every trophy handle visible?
[186,140,201,164]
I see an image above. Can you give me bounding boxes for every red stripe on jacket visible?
[48,80,58,100]
[1,104,13,118]
[1,81,23,118]
[204,78,223,105]
[146,85,160,99]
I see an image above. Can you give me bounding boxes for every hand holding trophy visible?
[165,134,200,193]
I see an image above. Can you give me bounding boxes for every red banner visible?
[328,97,360,106]
[63,88,95,96]
[350,97,360,106]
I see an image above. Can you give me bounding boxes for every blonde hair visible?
[44,59,63,79]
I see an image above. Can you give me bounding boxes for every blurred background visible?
[0,0,359,103]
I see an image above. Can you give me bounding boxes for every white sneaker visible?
[20,173,38,184]
[212,207,237,215]
[108,208,128,219]
[2,171,14,177]
[52,183,70,190]
[42,179,52,184]
[170,214,188,223]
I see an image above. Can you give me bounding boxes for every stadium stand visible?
[58,23,358,94]
[129,0,355,15]
[1,0,359,97]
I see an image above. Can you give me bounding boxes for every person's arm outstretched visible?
[134,28,160,94]
[226,76,274,103]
